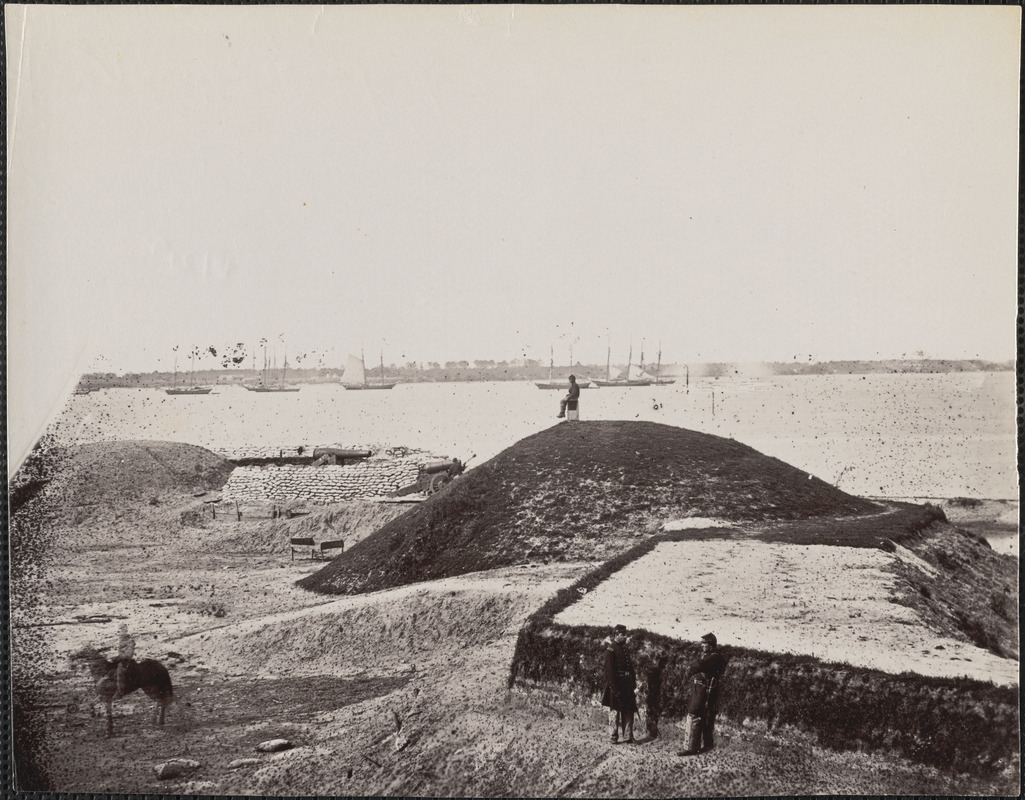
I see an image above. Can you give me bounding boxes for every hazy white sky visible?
[6,4,1020,460]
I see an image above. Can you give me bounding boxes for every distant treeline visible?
[78,358,1012,390]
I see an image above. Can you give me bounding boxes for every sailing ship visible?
[592,339,652,387]
[652,341,676,386]
[342,350,397,390]
[165,350,213,395]
[245,346,300,392]
[535,346,592,390]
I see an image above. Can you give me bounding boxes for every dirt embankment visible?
[9,436,1019,796]
[30,551,1016,797]
[217,502,412,555]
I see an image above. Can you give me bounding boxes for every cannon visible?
[419,457,467,495]
[389,454,474,497]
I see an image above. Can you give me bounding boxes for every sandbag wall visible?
[221,456,424,504]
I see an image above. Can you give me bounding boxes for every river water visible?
[51,371,1016,502]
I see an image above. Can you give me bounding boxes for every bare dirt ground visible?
[13,497,1018,796]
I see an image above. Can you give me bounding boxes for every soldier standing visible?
[601,624,637,744]
[678,632,725,755]
[644,655,669,740]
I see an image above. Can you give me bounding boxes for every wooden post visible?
[711,390,715,418]
[236,500,242,521]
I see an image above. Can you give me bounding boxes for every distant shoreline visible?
[77,359,1013,390]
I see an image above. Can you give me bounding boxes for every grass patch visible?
[758,502,946,549]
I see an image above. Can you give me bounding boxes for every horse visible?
[69,646,173,737]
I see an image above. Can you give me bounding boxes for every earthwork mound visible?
[29,440,235,513]
[300,421,881,596]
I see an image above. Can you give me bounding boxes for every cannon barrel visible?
[312,447,373,460]
[421,458,456,475]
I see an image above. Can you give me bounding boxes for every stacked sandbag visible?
[211,445,310,461]
[221,455,427,504]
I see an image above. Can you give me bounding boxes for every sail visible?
[343,354,366,385]
[628,363,652,380]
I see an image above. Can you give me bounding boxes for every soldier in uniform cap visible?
[600,624,637,744]
[679,632,725,755]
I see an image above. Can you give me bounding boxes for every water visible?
[50,372,1017,501]
[985,533,1018,558]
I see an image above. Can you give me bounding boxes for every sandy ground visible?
[556,539,1018,685]
[13,499,1020,796]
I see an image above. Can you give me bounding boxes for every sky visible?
[6,4,1021,465]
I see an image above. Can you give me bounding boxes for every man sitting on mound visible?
[557,374,580,418]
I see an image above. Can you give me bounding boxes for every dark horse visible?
[70,646,173,737]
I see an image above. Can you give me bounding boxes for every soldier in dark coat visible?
[601,624,637,744]
[679,632,726,755]
[644,654,669,740]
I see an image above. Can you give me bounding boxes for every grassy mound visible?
[9,439,238,625]
[11,439,236,567]
[23,439,235,515]
[300,421,880,595]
